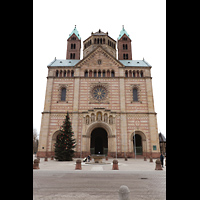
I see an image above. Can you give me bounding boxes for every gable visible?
[75,46,124,69]
[118,33,132,42]
[67,33,80,41]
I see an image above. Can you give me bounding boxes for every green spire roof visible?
[68,25,81,40]
[118,25,131,40]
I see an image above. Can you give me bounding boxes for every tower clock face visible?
[92,86,107,101]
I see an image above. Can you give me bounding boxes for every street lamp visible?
[134,129,136,159]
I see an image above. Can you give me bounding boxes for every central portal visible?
[90,128,108,155]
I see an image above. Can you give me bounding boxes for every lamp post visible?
[134,129,136,159]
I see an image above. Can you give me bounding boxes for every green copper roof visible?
[118,25,131,40]
[68,25,81,40]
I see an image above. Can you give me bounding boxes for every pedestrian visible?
[87,155,90,162]
[160,153,164,168]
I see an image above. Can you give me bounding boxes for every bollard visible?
[44,156,48,161]
[118,185,130,200]
[144,156,147,161]
[112,159,119,170]
[75,159,82,170]
[124,156,128,161]
[33,159,40,169]
[149,157,153,162]
[51,155,54,160]
[155,159,163,170]
[106,156,108,161]
[37,157,40,163]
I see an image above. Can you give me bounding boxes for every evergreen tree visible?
[54,112,76,161]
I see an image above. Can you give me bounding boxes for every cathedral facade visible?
[37,26,160,158]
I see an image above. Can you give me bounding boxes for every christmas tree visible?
[54,112,76,161]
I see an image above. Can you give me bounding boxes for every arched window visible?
[71,70,74,77]
[133,88,138,101]
[94,38,96,44]
[64,70,66,77]
[85,70,88,77]
[89,70,92,77]
[129,70,132,77]
[125,70,128,77]
[61,88,66,101]
[103,70,106,77]
[111,70,115,77]
[133,71,135,78]
[140,71,143,77]
[56,70,59,77]
[67,70,70,77]
[98,70,101,77]
[94,70,97,77]
[107,70,110,77]
[60,70,62,77]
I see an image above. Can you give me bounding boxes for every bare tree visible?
[33,128,38,154]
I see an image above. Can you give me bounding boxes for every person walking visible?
[160,153,164,168]
[87,155,90,162]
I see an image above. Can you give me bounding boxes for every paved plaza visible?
[33,155,166,199]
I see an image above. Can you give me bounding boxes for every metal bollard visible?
[44,156,48,161]
[144,156,147,161]
[149,157,153,162]
[118,185,130,200]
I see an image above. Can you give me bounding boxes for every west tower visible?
[117,25,132,60]
[66,25,81,59]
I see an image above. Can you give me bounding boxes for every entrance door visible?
[133,134,143,155]
[90,128,108,155]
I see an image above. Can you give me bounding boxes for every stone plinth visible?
[112,159,119,170]
[155,159,163,170]
[75,159,82,170]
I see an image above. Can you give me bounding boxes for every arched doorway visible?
[133,134,143,155]
[51,130,62,153]
[90,128,108,155]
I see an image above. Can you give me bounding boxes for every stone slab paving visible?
[33,155,166,199]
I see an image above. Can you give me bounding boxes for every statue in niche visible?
[86,115,89,125]
[109,116,113,124]
[97,112,101,121]
[91,114,95,122]
[104,114,108,123]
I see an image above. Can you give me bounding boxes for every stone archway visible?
[130,131,147,156]
[51,130,62,153]
[90,128,108,155]
[85,121,115,155]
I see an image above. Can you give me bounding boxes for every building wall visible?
[38,46,160,158]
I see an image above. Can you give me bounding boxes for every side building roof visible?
[47,59,80,67]
[119,60,151,67]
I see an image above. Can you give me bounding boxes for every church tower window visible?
[61,88,66,101]
[85,70,88,77]
[133,88,138,101]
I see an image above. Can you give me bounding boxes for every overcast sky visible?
[33,0,166,137]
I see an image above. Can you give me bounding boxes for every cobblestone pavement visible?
[33,155,166,199]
